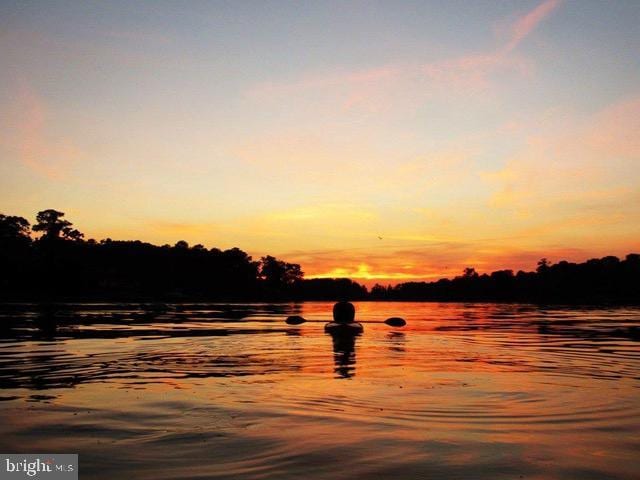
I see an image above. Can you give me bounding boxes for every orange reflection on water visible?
[0,302,638,479]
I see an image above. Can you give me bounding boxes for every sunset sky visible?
[1,0,639,285]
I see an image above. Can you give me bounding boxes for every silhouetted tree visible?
[62,227,84,242]
[462,267,478,278]
[370,283,390,299]
[537,258,551,273]
[0,214,31,243]
[259,256,303,297]
[260,256,302,285]
[32,210,74,241]
[0,214,33,294]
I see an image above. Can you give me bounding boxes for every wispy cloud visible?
[421,0,562,91]
[246,0,562,110]
[503,0,562,53]
[481,94,640,245]
[0,82,83,179]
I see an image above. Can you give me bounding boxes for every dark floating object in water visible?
[285,315,406,328]
[285,315,306,325]
[384,317,407,327]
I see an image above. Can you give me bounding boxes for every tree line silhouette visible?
[1,209,638,303]
[370,257,640,303]
[0,209,365,301]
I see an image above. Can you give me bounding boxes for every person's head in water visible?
[333,301,355,324]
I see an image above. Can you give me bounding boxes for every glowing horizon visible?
[1,1,639,286]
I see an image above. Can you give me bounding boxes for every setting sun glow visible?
[1,0,638,284]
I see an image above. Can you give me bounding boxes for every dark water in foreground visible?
[0,302,638,479]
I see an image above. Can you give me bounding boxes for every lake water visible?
[0,302,639,479]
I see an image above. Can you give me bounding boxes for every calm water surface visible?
[0,302,638,479]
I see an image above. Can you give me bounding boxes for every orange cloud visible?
[479,94,640,259]
[484,95,640,210]
[585,96,640,158]
[231,131,479,199]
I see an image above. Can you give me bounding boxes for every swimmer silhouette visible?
[326,302,362,378]
[324,301,363,334]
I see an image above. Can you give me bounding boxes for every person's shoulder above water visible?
[324,321,363,333]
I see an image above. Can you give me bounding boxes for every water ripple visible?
[0,302,639,479]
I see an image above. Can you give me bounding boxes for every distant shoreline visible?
[2,210,639,306]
